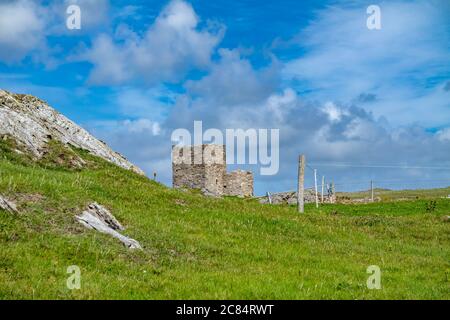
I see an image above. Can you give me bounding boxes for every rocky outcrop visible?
[76,203,141,250]
[0,89,144,175]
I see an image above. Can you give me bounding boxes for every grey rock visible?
[257,189,336,205]
[0,196,18,213]
[0,89,144,175]
[84,203,125,231]
[76,203,141,250]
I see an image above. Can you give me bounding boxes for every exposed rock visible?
[338,196,382,204]
[0,90,144,175]
[84,203,124,230]
[76,203,141,250]
[258,191,298,205]
[0,196,18,213]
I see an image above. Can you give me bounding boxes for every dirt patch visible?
[174,199,188,206]
[337,196,381,204]
[11,193,45,204]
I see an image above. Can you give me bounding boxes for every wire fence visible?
[301,161,450,204]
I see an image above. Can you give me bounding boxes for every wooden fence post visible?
[267,192,272,204]
[314,169,319,208]
[298,155,305,213]
[371,180,374,202]
[321,176,325,203]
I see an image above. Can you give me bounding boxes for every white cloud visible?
[266,88,297,122]
[437,128,450,142]
[322,102,345,122]
[283,0,450,127]
[0,0,113,65]
[113,87,176,122]
[185,49,278,105]
[114,5,141,20]
[0,0,47,63]
[93,119,161,136]
[83,35,129,84]
[81,0,224,85]
[89,118,171,183]
[123,119,161,135]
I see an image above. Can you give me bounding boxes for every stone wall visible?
[258,190,336,205]
[172,144,226,194]
[223,170,254,197]
[172,144,254,197]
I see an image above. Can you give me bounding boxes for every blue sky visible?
[0,0,449,195]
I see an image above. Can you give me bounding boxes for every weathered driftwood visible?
[76,203,141,250]
[0,196,18,213]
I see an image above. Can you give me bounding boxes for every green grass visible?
[0,139,449,299]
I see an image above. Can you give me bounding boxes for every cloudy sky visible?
[0,0,449,195]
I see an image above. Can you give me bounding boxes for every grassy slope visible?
[0,138,449,300]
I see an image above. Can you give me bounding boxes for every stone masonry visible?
[172,144,253,197]
[257,190,336,205]
[223,170,254,197]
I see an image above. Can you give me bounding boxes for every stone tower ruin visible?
[172,144,253,197]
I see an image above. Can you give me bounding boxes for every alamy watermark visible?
[171,121,279,175]
[66,5,81,30]
[366,5,381,30]
[66,265,81,290]
[366,265,381,289]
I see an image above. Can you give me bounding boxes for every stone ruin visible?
[172,144,253,197]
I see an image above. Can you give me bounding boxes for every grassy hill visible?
[0,137,449,299]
